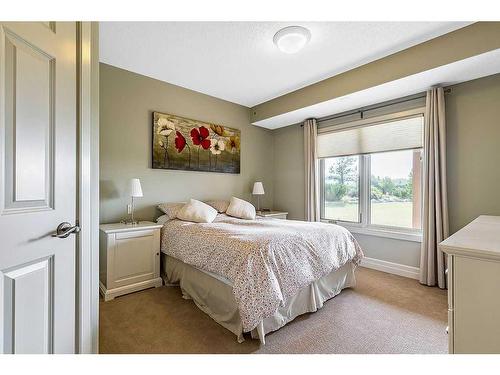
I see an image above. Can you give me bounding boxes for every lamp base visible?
[120,219,139,225]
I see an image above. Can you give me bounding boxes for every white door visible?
[0,22,77,354]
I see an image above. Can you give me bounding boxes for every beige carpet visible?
[99,267,448,354]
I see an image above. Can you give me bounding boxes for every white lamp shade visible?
[252,182,265,195]
[129,178,143,197]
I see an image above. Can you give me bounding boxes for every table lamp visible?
[252,181,265,212]
[124,178,143,225]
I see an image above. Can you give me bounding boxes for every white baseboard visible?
[360,257,420,280]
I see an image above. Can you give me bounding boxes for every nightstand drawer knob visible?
[156,252,159,256]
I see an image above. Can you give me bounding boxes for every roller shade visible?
[317,115,423,158]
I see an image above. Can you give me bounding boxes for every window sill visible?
[321,220,423,242]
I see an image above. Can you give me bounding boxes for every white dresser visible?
[439,215,500,354]
[99,221,163,301]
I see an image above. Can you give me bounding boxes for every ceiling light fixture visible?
[273,26,311,54]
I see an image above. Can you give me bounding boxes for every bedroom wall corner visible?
[99,63,274,223]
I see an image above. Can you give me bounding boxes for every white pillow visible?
[176,199,218,223]
[226,197,256,220]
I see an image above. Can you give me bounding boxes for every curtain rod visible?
[317,93,425,123]
[299,93,424,127]
[298,88,452,127]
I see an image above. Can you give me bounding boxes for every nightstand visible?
[257,210,288,220]
[99,221,163,301]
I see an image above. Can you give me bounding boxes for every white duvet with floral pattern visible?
[161,214,363,332]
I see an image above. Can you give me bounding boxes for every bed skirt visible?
[161,254,356,344]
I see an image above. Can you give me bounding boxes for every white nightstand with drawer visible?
[99,221,163,301]
[257,210,288,220]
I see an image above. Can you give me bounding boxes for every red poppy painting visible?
[174,131,187,152]
[190,126,211,150]
[153,111,241,173]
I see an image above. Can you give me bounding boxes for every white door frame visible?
[77,21,99,354]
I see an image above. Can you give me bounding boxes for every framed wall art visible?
[152,111,241,174]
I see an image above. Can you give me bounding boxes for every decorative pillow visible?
[204,199,230,213]
[226,196,256,220]
[176,199,218,223]
[156,214,170,225]
[157,202,185,221]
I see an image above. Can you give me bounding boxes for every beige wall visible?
[273,124,305,219]
[99,63,274,223]
[446,73,500,233]
[272,73,500,267]
[100,61,500,267]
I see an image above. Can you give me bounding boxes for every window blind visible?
[317,115,423,158]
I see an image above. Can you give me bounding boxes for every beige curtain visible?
[304,118,320,221]
[419,87,449,289]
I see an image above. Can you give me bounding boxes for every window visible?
[370,149,422,230]
[323,155,360,223]
[318,110,424,240]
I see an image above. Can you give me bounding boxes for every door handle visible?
[52,222,81,238]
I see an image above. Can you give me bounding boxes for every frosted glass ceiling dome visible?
[273,26,311,54]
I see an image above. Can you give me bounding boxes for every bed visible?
[159,213,363,344]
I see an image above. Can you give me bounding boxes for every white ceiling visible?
[253,48,500,129]
[99,22,472,107]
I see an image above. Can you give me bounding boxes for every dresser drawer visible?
[115,229,156,240]
[258,212,288,220]
[268,213,287,220]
